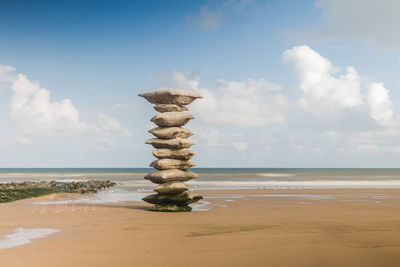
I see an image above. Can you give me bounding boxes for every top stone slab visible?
[138,89,202,105]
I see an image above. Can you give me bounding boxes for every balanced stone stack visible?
[139,89,203,212]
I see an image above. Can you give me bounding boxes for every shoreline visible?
[1,188,400,266]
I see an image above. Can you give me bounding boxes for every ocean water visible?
[1,168,400,190]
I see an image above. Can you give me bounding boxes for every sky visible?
[0,0,400,168]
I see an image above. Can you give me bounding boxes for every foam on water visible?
[0,228,59,250]
[186,179,400,189]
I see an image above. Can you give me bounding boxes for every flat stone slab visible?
[149,127,194,139]
[142,192,203,206]
[151,112,194,127]
[153,148,195,160]
[153,104,188,113]
[150,159,196,170]
[150,204,192,212]
[154,181,188,194]
[139,89,202,105]
[145,138,195,149]
[145,169,198,184]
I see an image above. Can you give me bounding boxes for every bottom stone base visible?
[151,204,192,212]
[143,193,203,212]
[142,193,203,206]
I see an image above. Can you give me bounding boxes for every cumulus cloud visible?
[308,0,400,49]
[283,45,362,109]
[284,45,395,128]
[167,71,288,126]
[6,70,131,138]
[10,74,89,135]
[367,83,394,127]
[158,45,397,159]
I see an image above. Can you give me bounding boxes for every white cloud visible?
[284,45,395,128]
[167,71,288,126]
[168,71,200,91]
[367,83,394,127]
[283,45,362,109]
[11,74,89,135]
[309,0,400,49]
[7,70,131,138]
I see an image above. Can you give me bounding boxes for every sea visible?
[3,168,400,209]
[1,168,400,190]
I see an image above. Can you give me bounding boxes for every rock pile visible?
[139,89,203,212]
[0,180,116,194]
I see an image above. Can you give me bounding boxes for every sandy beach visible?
[0,189,399,266]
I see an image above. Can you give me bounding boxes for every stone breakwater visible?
[139,89,203,212]
[0,180,116,194]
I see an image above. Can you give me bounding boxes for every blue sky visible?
[0,0,400,167]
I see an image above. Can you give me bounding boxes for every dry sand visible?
[1,189,400,267]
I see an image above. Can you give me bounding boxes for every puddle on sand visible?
[0,228,59,250]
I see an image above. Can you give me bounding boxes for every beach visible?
[1,188,400,266]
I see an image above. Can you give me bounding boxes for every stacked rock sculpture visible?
[139,89,203,212]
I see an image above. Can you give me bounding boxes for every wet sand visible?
[1,189,400,266]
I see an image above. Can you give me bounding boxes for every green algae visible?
[151,204,192,212]
[0,188,58,203]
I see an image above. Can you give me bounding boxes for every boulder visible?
[153,148,195,160]
[145,138,195,149]
[138,88,202,105]
[150,159,196,170]
[151,112,194,127]
[154,181,188,194]
[149,127,194,139]
[153,104,188,113]
[142,192,203,205]
[145,169,198,184]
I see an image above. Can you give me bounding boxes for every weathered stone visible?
[153,148,195,160]
[142,192,203,205]
[145,169,198,184]
[145,138,195,149]
[149,127,194,139]
[151,204,192,212]
[138,88,202,105]
[153,104,188,113]
[154,181,188,194]
[151,112,194,127]
[150,159,196,170]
